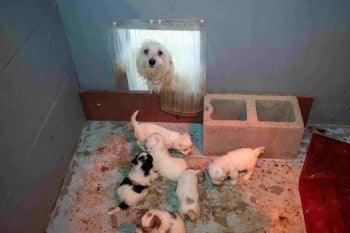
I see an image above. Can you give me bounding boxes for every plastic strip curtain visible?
[109,20,205,116]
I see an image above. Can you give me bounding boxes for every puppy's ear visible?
[148,134,160,146]
[193,169,202,175]
[149,215,161,229]
[153,135,160,144]
[138,155,145,163]
[186,133,192,141]
[137,208,149,218]
[141,158,153,176]
[146,153,153,162]
[131,156,138,165]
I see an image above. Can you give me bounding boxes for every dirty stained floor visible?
[47,122,350,233]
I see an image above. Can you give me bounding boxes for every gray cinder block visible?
[203,94,304,158]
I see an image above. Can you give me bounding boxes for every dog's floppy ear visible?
[141,156,153,176]
[146,133,160,148]
[137,208,149,218]
[184,133,192,141]
[138,155,145,163]
[193,169,202,175]
[149,214,161,229]
[152,134,160,144]
[131,156,138,165]
[146,153,153,162]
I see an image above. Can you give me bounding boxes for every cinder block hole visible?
[256,100,295,122]
[210,99,247,120]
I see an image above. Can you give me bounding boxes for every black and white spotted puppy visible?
[108,153,158,215]
[135,209,186,233]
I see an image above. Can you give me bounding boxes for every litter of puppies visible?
[107,110,265,232]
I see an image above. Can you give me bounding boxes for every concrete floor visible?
[47,122,350,233]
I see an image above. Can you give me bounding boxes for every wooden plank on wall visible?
[79,90,203,123]
[79,90,313,125]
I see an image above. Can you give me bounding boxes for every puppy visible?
[176,169,201,221]
[208,147,265,185]
[131,110,193,156]
[136,40,175,94]
[135,209,186,233]
[108,153,158,215]
[145,133,188,181]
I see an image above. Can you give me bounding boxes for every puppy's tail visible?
[131,110,139,129]
[254,147,265,157]
[107,207,121,215]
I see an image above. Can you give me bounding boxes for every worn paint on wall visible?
[57,0,350,123]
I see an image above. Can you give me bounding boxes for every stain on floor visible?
[47,122,350,233]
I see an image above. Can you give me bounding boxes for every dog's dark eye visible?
[143,49,149,55]
[158,50,163,56]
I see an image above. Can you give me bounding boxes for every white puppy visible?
[208,147,265,185]
[176,169,201,221]
[145,133,188,181]
[131,110,193,156]
[136,40,175,94]
[135,209,186,233]
[108,153,158,215]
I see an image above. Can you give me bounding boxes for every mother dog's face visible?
[136,41,173,80]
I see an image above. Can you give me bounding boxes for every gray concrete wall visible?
[0,1,85,232]
[57,0,350,124]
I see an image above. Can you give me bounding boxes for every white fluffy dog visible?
[208,147,265,185]
[107,153,158,215]
[136,40,176,94]
[131,110,193,156]
[145,133,188,181]
[135,209,186,233]
[176,169,201,221]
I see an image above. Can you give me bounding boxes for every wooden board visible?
[79,90,203,123]
[297,96,313,126]
[80,90,313,125]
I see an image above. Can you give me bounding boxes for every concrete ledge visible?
[203,94,304,158]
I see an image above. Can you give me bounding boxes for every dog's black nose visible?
[148,59,156,66]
